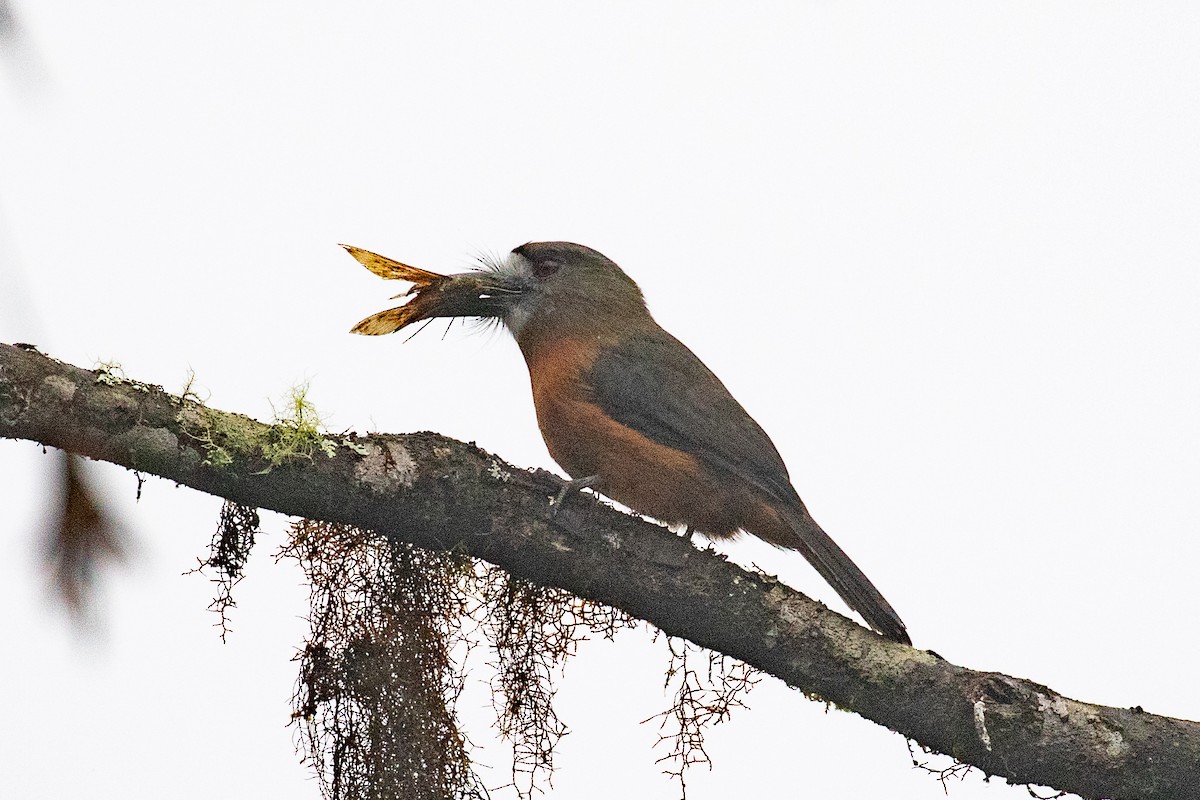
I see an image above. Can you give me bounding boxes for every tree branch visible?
[1,342,1196,800]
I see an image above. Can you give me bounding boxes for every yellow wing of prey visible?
[341,244,449,336]
[342,244,504,337]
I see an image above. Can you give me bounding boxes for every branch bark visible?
[1,342,1196,800]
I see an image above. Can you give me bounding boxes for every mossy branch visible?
[2,342,1198,800]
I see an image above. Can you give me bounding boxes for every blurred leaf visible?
[43,451,128,615]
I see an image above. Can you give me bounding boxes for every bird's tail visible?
[777,504,911,645]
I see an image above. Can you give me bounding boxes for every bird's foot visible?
[549,474,602,518]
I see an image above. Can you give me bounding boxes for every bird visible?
[343,241,911,644]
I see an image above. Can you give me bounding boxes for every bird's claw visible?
[549,474,602,518]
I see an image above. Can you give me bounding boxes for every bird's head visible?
[345,241,649,344]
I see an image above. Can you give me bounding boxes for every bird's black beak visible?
[342,244,520,336]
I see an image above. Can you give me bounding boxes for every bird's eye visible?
[531,259,561,279]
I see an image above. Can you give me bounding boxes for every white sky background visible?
[1,2,1198,798]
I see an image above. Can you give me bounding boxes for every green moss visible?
[258,382,337,470]
[340,437,371,456]
[177,402,266,469]
[175,371,270,469]
[175,377,365,473]
[179,368,205,406]
[94,360,124,386]
[94,359,152,392]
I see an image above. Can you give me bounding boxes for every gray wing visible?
[589,328,911,643]
[586,328,800,506]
